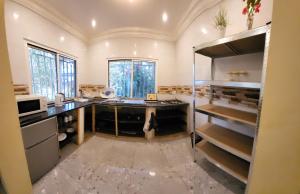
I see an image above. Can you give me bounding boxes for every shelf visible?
[195,80,261,89]
[157,114,185,120]
[196,141,249,184]
[97,118,115,122]
[96,128,115,134]
[194,25,270,58]
[59,132,76,149]
[118,120,145,124]
[118,130,144,137]
[195,104,257,127]
[196,123,253,161]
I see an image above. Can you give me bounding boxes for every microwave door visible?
[18,99,41,116]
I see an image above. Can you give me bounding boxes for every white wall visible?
[176,0,273,85]
[87,37,176,86]
[4,1,177,97]
[4,0,88,88]
[175,0,273,132]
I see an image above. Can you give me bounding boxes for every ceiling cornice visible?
[175,0,223,39]
[10,0,88,43]
[90,27,176,43]
[9,0,222,43]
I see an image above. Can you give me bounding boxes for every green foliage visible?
[109,60,155,98]
[133,62,155,98]
[243,0,262,15]
[29,47,58,101]
[214,8,228,29]
[246,0,261,9]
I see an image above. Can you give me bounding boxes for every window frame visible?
[108,58,157,99]
[58,55,77,99]
[26,43,77,102]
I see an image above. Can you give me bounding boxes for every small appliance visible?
[145,93,158,103]
[100,88,115,99]
[55,93,65,107]
[16,95,47,117]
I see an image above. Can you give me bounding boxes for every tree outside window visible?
[109,60,156,98]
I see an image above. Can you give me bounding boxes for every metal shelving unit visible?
[192,25,271,188]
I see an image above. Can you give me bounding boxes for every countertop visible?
[94,99,189,108]
[19,101,94,127]
[19,99,189,127]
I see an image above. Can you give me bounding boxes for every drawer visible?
[22,117,58,148]
[25,134,59,183]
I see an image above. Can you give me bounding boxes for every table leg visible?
[77,107,85,145]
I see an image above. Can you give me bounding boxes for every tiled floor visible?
[33,135,245,194]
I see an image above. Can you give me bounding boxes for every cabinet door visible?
[22,117,57,148]
[25,134,59,183]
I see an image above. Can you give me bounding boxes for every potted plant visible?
[242,0,261,30]
[214,8,228,38]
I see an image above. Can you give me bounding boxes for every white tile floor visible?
[33,135,245,194]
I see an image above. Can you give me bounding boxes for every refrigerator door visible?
[25,133,59,183]
[22,117,57,148]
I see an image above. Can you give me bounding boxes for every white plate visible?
[66,128,75,133]
[58,133,67,141]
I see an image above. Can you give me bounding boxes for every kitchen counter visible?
[95,99,189,108]
[19,101,94,127]
[19,99,189,127]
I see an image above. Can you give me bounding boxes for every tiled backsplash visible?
[13,84,29,95]
[213,86,260,108]
[79,84,106,98]
[158,85,208,97]
[158,85,259,108]
[79,84,105,92]
[14,84,259,108]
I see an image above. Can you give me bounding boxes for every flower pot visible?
[217,26,226,38]
[247,14,254,30]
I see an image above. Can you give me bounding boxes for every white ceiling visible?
[39,0,193,38]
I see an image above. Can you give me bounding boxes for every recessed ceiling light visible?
[60,36,65,42]
[133,51,137,56]
[13,12,19,20]
[162,12,168,23]
[129,0,134,3]
[201,27,208,34]
[149,171,156,177]
[91,19,97,28]
[105,41,110,47]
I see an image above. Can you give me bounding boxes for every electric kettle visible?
[55,93,65,107]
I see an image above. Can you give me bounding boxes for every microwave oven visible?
[15,95,48,117]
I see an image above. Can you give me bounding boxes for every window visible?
[28,45,76,101]
[109,60,132,97]
[109,60,156,98]
[28,46,58,101]
[59,56,76,99]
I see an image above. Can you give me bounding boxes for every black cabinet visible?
[94,103,188,137]
[95,105,116,135]
[117,107,146,137]
[156,106,187,136]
